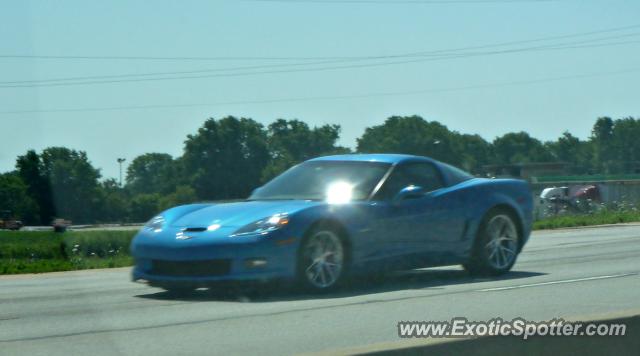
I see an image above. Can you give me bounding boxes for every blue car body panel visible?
[131,154,533,286]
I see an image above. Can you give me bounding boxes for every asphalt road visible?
[1,224,639,355]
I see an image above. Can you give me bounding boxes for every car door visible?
[371,161,455,261]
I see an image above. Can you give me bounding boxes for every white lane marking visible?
[478,273,637,292]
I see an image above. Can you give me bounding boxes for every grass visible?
[2,209,640,274]
[0,256,133,274]
[533,209,640,230]
[0,230,136,275]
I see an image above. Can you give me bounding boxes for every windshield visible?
[250,161,390,201]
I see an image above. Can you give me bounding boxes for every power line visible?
[2,23,639,63]
[1,36,638,88]
[398,26,640,58]
[3,29,640,86]
[0,54,345,62]
[0,59,348,84]
[1,67,637,115]
[243,0,562,4]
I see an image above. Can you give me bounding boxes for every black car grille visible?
[150,259,231,277]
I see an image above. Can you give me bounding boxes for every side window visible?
[440,162,473,185]
[374,162,444,200]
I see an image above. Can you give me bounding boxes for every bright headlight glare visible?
[232,214,289,236]
[144,215,165,233]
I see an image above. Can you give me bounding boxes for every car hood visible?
[169,200,321,228]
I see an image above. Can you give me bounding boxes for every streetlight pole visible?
[117,158,126,187]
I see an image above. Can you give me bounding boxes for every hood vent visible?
[183,227,207,232]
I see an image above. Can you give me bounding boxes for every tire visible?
[464,209,520,276]
[296,225,348,292]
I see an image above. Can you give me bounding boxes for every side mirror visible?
[393,185,426,204]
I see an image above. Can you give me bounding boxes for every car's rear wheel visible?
[464,210,520,276]
[297,226,347,291]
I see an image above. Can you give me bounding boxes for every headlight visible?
[232,214,289,237]
[144,215,165,233]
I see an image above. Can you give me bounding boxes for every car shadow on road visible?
[134,268,546,303]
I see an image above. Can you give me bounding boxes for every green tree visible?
[159,185,198,211]
[546,131,593,174]
[357,115,463,166]
[0,172,39,224]
[129,193,161,222]
[455,134,492,173]
[491,132,553,164]
[262,119,349,180]
[126,153,177,195]
[591,117,615,173]
[182,116,270,200]
[16,150,55,224]
[609,117,640,173]
[40,147,102,223]
[97,179,129,223]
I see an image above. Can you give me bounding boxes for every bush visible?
[62,230,135,258]
[534,209,640,230]
[0,231,65,259]
[0,230,136,274]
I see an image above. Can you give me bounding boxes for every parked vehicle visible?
[540,185,601,216]
[52,219,72,233]
[0,210,23,230]
[131,154,533,292]
[573,185,600,202]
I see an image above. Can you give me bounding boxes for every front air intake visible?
[183,227,207,232]
[150,259,231,277]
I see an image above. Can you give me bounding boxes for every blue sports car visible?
[131,154,533,292]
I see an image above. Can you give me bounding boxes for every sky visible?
[1,0,639,179]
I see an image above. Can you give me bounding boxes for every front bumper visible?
[131,228,299,285]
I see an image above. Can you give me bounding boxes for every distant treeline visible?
[1,115,638,225]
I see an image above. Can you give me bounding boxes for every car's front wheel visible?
[297,226,347,291]
[464,210,520,276]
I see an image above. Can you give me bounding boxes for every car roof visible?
[308,154,436,164]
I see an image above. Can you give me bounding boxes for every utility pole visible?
[117,158,126,187]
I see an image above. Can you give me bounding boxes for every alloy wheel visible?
[484,214,518,270]
[303,230,344,288]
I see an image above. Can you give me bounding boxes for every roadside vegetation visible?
[0,230,134,274]
[2,115,640,227]
[534,200,640,230]
[3,205,640,275]
[533,209,640,230]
